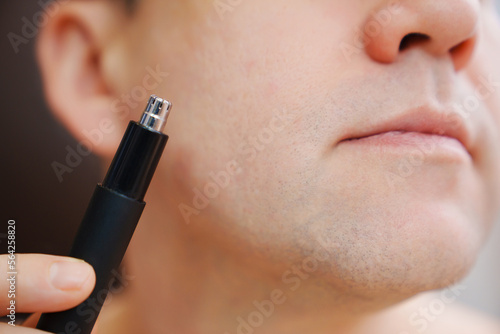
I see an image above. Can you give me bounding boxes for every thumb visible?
[22,312,100,333]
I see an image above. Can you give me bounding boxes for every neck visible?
[98,181,410,334]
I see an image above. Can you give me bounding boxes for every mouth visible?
[338,107,473,160]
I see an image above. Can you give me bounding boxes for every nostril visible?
[399,33,431,51]
[450,37,473,55]
[449,36,477,71]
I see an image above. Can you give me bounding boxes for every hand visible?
[0,254,96,333]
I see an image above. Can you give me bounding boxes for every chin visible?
[302,196,487,300]
[298,151,493,297]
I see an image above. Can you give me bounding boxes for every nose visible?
[364,0,480,71]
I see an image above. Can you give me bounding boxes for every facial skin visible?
[37,0,500,333]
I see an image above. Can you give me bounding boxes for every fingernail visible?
[49,260,93,291]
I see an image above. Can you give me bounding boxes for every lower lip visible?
[339,131,471,161]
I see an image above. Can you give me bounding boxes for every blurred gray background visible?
[0,0,499,320]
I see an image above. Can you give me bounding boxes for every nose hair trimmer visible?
[37,95,171,334]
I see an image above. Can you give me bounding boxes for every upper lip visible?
[338,107,473,155]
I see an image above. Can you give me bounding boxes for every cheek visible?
[157,1,361,215]
[466,9,500,124]
[464,10,500,215]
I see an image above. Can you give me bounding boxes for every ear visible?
[36,1,130,157]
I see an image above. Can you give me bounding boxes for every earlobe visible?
[36,2,127,157]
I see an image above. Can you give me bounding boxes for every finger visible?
[23,313,100,334]
[0,323,53,333]
[0,254,95,315]
[20,313,41,328]
[22,312,100,334]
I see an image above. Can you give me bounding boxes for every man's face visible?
[114,0,500,300]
